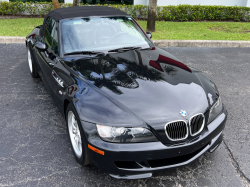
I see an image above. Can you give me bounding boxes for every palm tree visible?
[52,0,60,9]
[147,0,157,32]
[73,0,80,7]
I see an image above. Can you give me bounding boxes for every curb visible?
[153,40,250,48]
[0,36,26,44]
[1,36,250,48]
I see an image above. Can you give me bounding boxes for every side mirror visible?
[146,31,152,39]
[35,41,47,51]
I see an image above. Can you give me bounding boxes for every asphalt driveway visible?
[0,44,250,187]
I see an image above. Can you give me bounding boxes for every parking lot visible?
[0,43,250,187]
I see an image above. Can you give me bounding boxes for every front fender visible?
[26,25,42,46]
[74,79,145,127]
[194,71,220,107]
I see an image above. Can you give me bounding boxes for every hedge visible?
[10,0,132,5]
[0,2,250,21]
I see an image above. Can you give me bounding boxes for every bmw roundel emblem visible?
[180,110,188,117]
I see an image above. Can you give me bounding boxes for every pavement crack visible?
[223,140,250,185]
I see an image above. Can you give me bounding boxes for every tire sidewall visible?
[66,103,89,165]
[27,43,39,78]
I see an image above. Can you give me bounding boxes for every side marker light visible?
[88,144,105,155]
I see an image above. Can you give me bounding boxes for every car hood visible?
[63,47,214,127]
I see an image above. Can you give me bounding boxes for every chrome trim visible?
[109,173,152,179]
[117,131,223,172]
[52,70,64,88]
[27,38,34,45]
[165,120,189,141]
[136,162,150,168]
[189,113,205,136]
[115,162,144,170]
[170,142,186,147]
[209,143,220,153]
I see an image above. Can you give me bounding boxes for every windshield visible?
[61,16,152,54]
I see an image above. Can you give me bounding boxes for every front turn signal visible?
[88,144,105,155]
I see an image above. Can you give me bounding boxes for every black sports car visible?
[26,6,227,179]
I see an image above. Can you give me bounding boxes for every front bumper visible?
[87,108,227,179]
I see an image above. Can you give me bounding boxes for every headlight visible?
[208,97,223,124]
[96,124,158,143]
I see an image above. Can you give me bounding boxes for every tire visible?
[66,103,91,166]
[27,44,39,78]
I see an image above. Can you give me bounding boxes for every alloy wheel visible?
[68,111,82,157]
[27,49,33,73]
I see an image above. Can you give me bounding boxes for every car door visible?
[50,24,77,111]
[35,17,58,94]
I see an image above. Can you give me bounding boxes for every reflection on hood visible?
[65,49,197,95]
[64,48,211,125]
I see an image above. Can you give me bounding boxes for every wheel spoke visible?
[74,135,77,142]
[72,117,76,127]
[73,122,78,131]
[76,126,80,136]
[72,125,77,134]
[77,137,82,150]
[28,49,33,73]
[78,137,82,145]
[68,111,82,157]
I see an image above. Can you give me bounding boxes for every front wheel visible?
[27,47,39,78]
[66,103,91,166]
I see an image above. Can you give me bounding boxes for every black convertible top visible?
[40,6,128,36]
[45,6,128,21]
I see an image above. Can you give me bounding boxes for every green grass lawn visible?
[0,18,250,40]
[138,21,250,41]
[0,18,44,37]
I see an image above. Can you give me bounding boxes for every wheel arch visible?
[64,99,71,119]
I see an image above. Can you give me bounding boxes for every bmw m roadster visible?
[26,6,227,179]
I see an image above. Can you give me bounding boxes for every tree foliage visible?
[0,3,250,22]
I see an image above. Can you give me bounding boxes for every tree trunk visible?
[73,0,80,6]
[52,0,60,9]
[147,0,157,32]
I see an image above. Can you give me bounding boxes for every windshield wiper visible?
[108,47,142,53]
[64,51,105,56]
